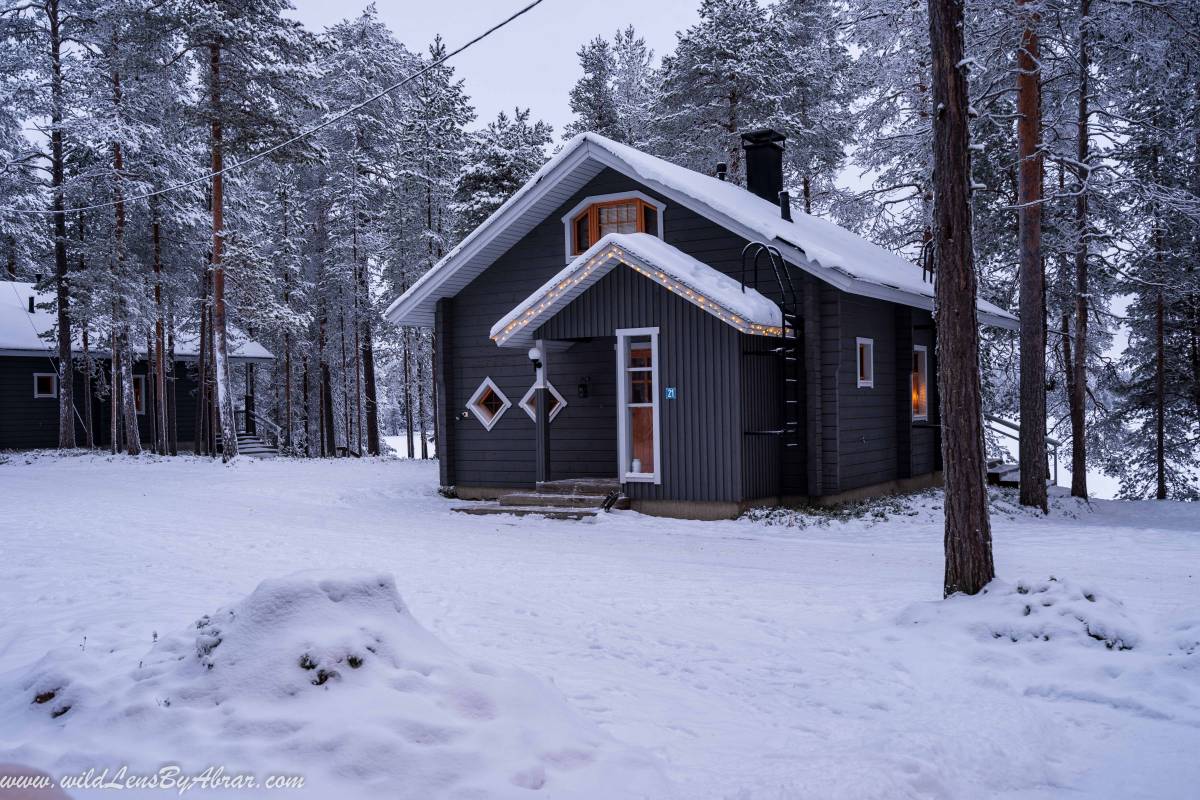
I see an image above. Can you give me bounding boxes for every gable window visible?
[33,373,58,398]
[467,377,511,430]
[856,337,874,388]
[520,381,567,422]
[132,375,146,415]
[912,345,929,421]
[562,192,666,259]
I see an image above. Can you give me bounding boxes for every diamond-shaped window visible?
[520,381,567,423]
[467,377,511,430]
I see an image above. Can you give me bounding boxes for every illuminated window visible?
[466,377,510,430]
[132,375,146,415]
[562,192,665,258]
[520,381,567,422]
[33,373,57,398]
[856,337,874,388]
[912,345,929,421]
[617,328,660,483]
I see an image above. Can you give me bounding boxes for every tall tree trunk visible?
[110,49,140,457]
[208,40,237,461]
[403,326,415,459]
[802,175,812,215]
[1017,0,1047,511]
[281,190,293,451]
[339,313,351,451]
[5,235,16,278]
[319,315,336,457]
[195,270,210,455]
[1155,287,1166,500]
[152,199,168,454]
[167,300,178,455]
[110,331,120,454]
[47,0,75,448]
[77,214,93,448]
[81,327,93,448]
[358,277,380,456]
[302,356,311,457]
[1067,0,1091,499]
[928,0,995,597]
[417,340,429,460]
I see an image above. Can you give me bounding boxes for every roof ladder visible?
[740,243,803,466]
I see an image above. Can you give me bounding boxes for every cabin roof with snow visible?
[0,280,274,362]
[385,132,1018,331]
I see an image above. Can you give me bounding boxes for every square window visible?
[466,377,511,430]
[34,373,57,398]
[856,337,874,388]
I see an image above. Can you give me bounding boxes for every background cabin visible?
[0,280,273,451]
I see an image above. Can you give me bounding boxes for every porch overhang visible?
[489,233,784,348]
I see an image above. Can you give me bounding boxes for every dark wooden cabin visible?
[0,280,272,450]
[386,130,1017,518]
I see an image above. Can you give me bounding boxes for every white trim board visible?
[616,327,662,485]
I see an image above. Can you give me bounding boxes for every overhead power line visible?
[4,0,548,216]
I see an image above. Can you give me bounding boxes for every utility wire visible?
[4,0,548,216]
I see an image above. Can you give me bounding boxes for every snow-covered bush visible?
[2,573,669,798]
[898,577,1140,651]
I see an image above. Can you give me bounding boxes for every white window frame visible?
[615,327,661,484]
[33,372,58,399]
[912,345,929,422]
[132,374,147,415]
[856,337,875,389]
[560,191,666,263]
[519,380,567,422]
[466,377,511,431]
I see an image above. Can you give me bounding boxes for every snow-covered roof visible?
[492,233,783,347]
[384,132,1019,331]
[0,280,273,362]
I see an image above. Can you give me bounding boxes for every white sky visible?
[287,0,700,138]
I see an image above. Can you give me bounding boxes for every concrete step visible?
[535,478,621,496]
[452,504,597,521]
[498,492,629,510]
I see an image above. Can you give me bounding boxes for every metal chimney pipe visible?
[779,191,793,221]
[716,162,727,181]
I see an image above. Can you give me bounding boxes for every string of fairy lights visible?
[491,242,785,346]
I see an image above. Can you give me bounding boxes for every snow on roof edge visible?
[384,132,1018,329]
[490,233,783,346]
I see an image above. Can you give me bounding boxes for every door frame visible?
[615,327,661,484]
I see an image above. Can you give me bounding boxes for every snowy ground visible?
[0,452,1197,799]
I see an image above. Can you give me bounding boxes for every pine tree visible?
[656,0,778,183]
[565,36,620,140]
[929,0,994,596]
[452,108,552,235]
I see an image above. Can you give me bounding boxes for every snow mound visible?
[898,577,1141,651]
[3,573,670,799]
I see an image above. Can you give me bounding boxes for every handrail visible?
[248,409,282,447]
[983,414,1058,484]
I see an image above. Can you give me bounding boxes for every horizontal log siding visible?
[1,356,199,449]
[837,294,900,490]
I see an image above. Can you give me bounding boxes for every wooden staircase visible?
[452,478,629,520]
[215,431,279,458]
